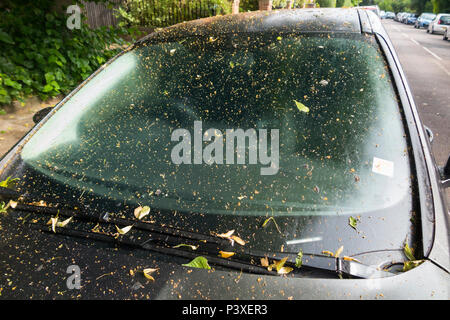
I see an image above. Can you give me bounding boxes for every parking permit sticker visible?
[372,157,394,177]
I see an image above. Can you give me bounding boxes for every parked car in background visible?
[385,11,396,19]
[428,13,450,34]
[402,13,413,23]
[415,13,437,28]
[395,12,404,21]
[380,10,386,18]
[406,13,419,25]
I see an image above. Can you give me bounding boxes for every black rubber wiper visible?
[12,202,231,247]
[6,189,395,279]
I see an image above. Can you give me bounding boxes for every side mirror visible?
[424,125,434,144]
[439,155,450,188]
[32,107,53,124]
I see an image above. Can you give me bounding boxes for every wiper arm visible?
[11,202,231,247]
[7,192,395,279]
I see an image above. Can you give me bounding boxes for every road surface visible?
[382,19,449,168]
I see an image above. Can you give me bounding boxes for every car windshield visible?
[11,32,416,254]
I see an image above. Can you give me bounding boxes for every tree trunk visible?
[232,0,240,14]
[258,0,272,11]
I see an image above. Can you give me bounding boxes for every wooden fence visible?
[82,0,123,28]
[82,0,232,28]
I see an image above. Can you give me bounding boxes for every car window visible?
[441,16,450,24]
[21,33,412,218]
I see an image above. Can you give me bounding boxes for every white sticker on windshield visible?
[372,157,394,177]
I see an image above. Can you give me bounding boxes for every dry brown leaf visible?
[231,235,246,246]
[56,217,72,228]
[143,268,158,281]
[277,266,293,275]
[134,206,150,220]
[260,256,269,267]
[217,230,235,239]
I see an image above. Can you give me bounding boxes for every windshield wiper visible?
[5,190,395,279]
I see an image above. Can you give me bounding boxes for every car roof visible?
[138,8,385,44]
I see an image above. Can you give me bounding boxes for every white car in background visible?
[427,13,450,34]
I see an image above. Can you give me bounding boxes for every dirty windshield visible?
[16,32,414,252]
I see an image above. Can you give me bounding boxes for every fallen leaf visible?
[261,216,281,233]
[277,266,293,275]
[134,206,150,220]
[47,217,58,233]
[116,225,133,235]
[182,256,211,270]
[217,229,235,239]
[56,217,73,228]
[275,257,288,272]
[172,243,198,250]
[294,100,310,113]
[335,246,344,258]
[343,256,361,263]
[349,216,358,230]
[231,235,246,246]
[219,251,235,258]
[260,257,269,267]
[295,250,303,268]
[322,250,334,257]
[403,260,424,272]
[403,242,416,261]
[143,268,158,281]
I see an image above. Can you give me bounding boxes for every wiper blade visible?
[9,196,395,279]
[29,222,274,276]
[11,202,231,247]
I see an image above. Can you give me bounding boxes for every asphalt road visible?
[382,19,450,170]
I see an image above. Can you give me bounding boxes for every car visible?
[397,12,410,23]
[380,10,386,18]
[414,12,436,28]
[427,13,450,34]
[384,11,396,19]
[0,8,449,300]
[444,25,449,40]
[406,13,419,25]
[395,12,405,21]
[402,13,413,23]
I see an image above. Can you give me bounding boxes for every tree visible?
[316,0,337,7]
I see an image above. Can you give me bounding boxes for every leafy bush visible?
[0,1,131,106]
[316,0,337,7]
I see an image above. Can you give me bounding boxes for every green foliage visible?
[432,0,450,12]
[116,0,232,28]
[0,1,131,106]
[336,0,353,7]
[316,0,337,7]
[0,176,19,188]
